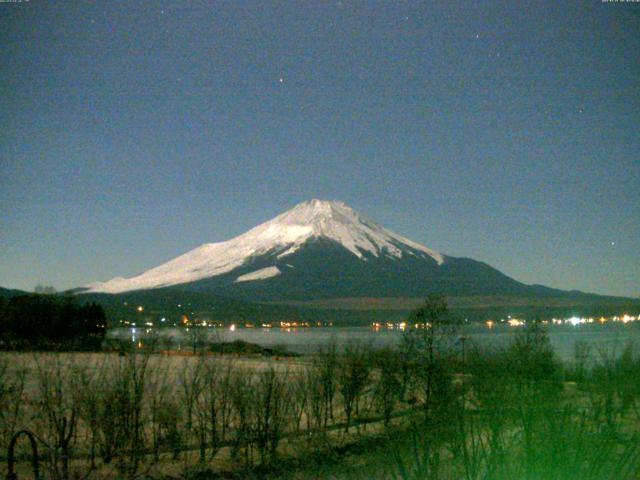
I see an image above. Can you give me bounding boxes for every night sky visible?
[1,1,638,297]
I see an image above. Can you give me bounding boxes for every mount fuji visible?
[84,199,570,301]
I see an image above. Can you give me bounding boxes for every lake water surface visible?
[110,323,640,361]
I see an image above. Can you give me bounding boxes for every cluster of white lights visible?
[123,313,638,333]
[372,314,639,331]
[489,314,639,328]
[371,321,431,331]
[548,314,639,326]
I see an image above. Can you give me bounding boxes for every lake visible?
[109,322,640,361]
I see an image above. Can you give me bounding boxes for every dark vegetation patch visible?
[208,340,299,357]
[0,293,106,350]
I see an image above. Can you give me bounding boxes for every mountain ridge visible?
[86,199,445,294]
[80,200,635,306]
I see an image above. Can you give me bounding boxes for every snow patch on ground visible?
[234,266,281,283]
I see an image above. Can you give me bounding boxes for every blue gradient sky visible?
[1,1,638,297]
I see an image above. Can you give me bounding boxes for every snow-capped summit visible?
[85,199,444,294]
[256,199,443,263]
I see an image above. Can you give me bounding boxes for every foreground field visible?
[2,322,640,479]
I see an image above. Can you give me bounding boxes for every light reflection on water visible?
[108,323,640,361]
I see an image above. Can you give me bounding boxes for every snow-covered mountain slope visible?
[234,266,281,283]
[85,200,445,294]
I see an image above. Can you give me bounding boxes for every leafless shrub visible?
[337,343,371,433]
[304,362,327,436]
[315,341,338,427]
[229,368,255,467]
[372,348,402,427]
[252,366,293,465]
[97,352,151,477]
[193,358,233,463]
[147,359,177,461]
[403,293,458,422]
[34,355,78,480]
[0,357,26,462]
[70,357,105,471]
[289,371,308,436]
[177,355,204,462]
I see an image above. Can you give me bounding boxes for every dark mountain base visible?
[165,238,582,301]
[77,288,640,326]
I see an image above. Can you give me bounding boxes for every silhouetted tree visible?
[34,284,57,295]
[0,294,106,350]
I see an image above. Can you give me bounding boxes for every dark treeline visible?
[0,294,107,350]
